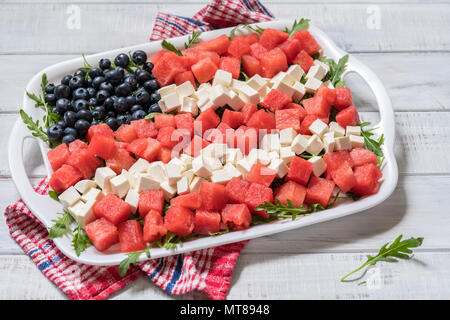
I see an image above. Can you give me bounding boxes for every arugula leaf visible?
[161,40,182,56]
[40,73,48,95]
[48,190,60,202]
[320,55,349,87]
[26,91,44,108]
[72,226,91,256]
[255,199,309,220]
[359,122,385,157]
[284,18,310,37]
[20,109,49,143]
[229,24,265,39]
[48,212,74,239]
[184,31,202,49]
[144,112,157,120]
[341,235,424,282]
[309,203,326,212]
[119,250,146,276]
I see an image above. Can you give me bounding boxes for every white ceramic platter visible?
[8,20,398,266]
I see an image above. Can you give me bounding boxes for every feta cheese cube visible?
[225,90,245,111]
[306,63,328,81]
[210,84,230,107]
[177,176,190,195]
[201,143,227,159]
[148,161,168,183]
[313,59,330,73]
[59,186,81,208]
[270,72,295,86]
[176,81,195,98]
[124,189,139,214]
[268,151,279,161]
[286,64,304,82]
[194,87,210,101]
[74,180,96,194]
[68,199,96,227]
[308,156,327,177]
[160,181,177,201]
[280,128,297,146]
[81,187,104,203]
[94,167,116,192]
[129,158,150,175]
[306,135,324,155]
[231,79,246,91]
[182,169,194,183]
[121,169,135,189]
[335,136,352,151]
[236,157,252,176]
[213,69,232,87]
[224,163,242,178]
[198,97,215,112]
[211,168,234,184]
[349,135,365,149]
[309,119,329,137]
[192,156,213,178]
[158,100,168,113]
[304,77,323,93]
[280,146,295,164]
[291,134,308,155]
[247,74,268,93]
[323,132,336,153]
[165,158,186,184]
[271,80,295,97]
[236,85,260,105]
[189,176,204,193]
[260,133,281,152]
[204,156,223,171]
[110,174,130,198]
[180,154,193,169]
[329,122,345,137]
[157,84,176,97]
[180,96,198,116]
[224,148,244,165]
[269,158,288,178]
[134,174,160,192]
[247,148,271,166]
[162,92,181,111]
[346,126,361,136]
[292,82,306,101]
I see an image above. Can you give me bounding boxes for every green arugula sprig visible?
[48,190,60,202]
[185,31,202,49]
[161,40,182,56]
[256,199,309,220]
[359,122,385,157]
[284,18,310,37]
[320,54,349,87]
[229,24,265,39]
[48,212,74,239]
[72,226,92,256]
[20,109,49,143]
[341,235,424,282]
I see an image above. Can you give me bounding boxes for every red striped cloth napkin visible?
[3,0,273,300]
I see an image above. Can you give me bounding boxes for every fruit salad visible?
[21,20,385,272]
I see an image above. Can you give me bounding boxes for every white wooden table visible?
[1,0,449,300]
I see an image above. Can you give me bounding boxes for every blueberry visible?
[103,97,115,110]
[74,69,86,78]
[143,61,154,73]
[115,82,132,97]
[92,106,106,120]
[45,93,56,106]
[99,81,114,94]
[130,104,143,113]
[125,95,136,107]
[61,75,72,86]
[64,111,77,127]
[74,119,91,137]
[72,87,89,100]
[88,67,103,79]
[91,120,99,126]
[72,99,88,112]
[96,89,110,104]
[64,127,78,138]
[123,74,138,90]
[45,83,55,94]
[56,120,66,128]
[114,53,130,68]
[134,88,150,105]
[143,79,159,92]
[87,77,93,88]
[150,92,161,104]
[107,110,116,118]
[54,84,71,100]
[148,102,162,114]
[76,109,93,122]
[92,76,105,90]
[55,98,71,114]
[51,107,59,114]
[131,110,147,120]
[105,117,119,131]
[69,75,85,90]
[104,69,122,86]
[62,135,76,145]
[87,97,97,107]
[47,124,64,141]
[114,97,128,113]
[137,70,151,85]
[99,58,111,70]
[132,50,147,65]
[117,114,132,125]
[86,87,96,99]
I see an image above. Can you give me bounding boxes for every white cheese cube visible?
[270,72,295,86]
[59,186,81,208]
[177,176,190,195]
[148,161,168,183]
[292,82,306,101]
[313,60,330,73]
[236,85,260,105]
[225,90,245,111]
[160,181,177,201]
[268,151,279,161]
[329,122,346,137]
[211,168,234,185]
[224,148,244,165]
[180,96,198,116]
[201,143,227,159]
[291,134,308,155]
[260,133,281,152]
[349,135,365,149]
[247,74,268,93]
[199,99,216,112]
[180,154,193,169]
[306,63,328,81]
[309,156,327,177]
[162,92,181,111]
[68,200,96,228]
[309,119,329,137]
[269,158,288,178]
[94,167,116,192]
[198,82,212,90]
[236,157,252,176]
[247,148,271,166]
[189,176,204,193]
[286,64,304,82]
[323,132,336,153]
[335,136,352,151]
[213,69,232,87]
[134,174,160,192]
[304,77,322,94]
[280,147,295,164]
[81,187,104,203]
[158,84,176,97]
[182,169,195,184]
[306,135,324,155]
[110,174,130,198]
[129,158,150,175]
[158,100,168,113]
[279,128,297,146]
[271,80,294,97]
[204,156,223,171]
[176,81,195,98]
[121,169,135,189]
[165,158,186,184]
[210,84,230,107]
[346,126,361,136]
[194,87,210,101]
[124,189,139,214]
[231,79,246,91]
[192,156,213,178]
[74,180,96,194]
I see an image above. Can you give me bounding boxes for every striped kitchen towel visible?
[4,0,273,300]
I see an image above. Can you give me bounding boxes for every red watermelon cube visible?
[164,206,195,237]
[221,204,252,230]
[170,192,203,210]
[275,108,302,131]
[175,113,195,137]
[246,109,276,131]
[174,71,197,89]
[225,177,250,204]
[157,146,173,164]
[86,123,114,142]
[299,115,325,135]
[330,162,356,193]
[316,85,336,106]
[286,156,314,186]
[324,150,353,173]
[65,148,102,179]
[244,182,274,218]
[153,51,187,86]
[154,114,175,129]
[197,34,230,55]
[259,28,289,50]
[246,33,259,45]
[185,134,210,157]
[88,134,116,160]
[118,220,145,253]
[115,124,137,143]
[246,163,277,187]
[242,103,258,125]
[194,210,221,235]
[352,163,382,196]
[350,148,377,167]
[278,38,302,64]
[219,56,240,79]
[85,218,119,252]
[47,143,70,171]
[194,108,220,134]
[260,48,288,78]
[305,176,335,208]
[68,139,88,153]
[197,50,220,66]
[141,138,162,162]
[94,194,131,225]
[234,126,258,155]
[261,89,292,112]
[191,57,218,83]
[303,96,331,118]
[105,148,136,174]
[228,36,251,57]
[48,164,83,193]
[293,50,314,72]
[143,209,167,243]
[130,119,158,139]
[241,54,261,77]
[334,87,352,110]
[200,181,228,211]
[286,103,307,121]
[292,30,322,56]
[249,42,268,60]
[139,190,164,218]
[336,105,360,128]
[157,126,179,148]
[274,180,307,207]
[222,109,244,129]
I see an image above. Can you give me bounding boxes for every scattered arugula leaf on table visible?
[48,212,74,239]
[284,18,310,37]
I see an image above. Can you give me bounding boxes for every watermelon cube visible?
[286,156,314,186]
[316,85,336,106]
[118,220,145,253]
[333,87,352,110]
[234,126,258,155]
[200,181,228,211]
[194,210,221,235]
[143,209,167,243]
[197,34,230,55]
[130,119,158,139]
[141,138,162,162]
[115,124,137,143]
[48,164,83,193]
[191,57,218,83]
[305,176,335,208]
[194,108,220,134]
[246,163,277,187]
[350,148,377,167]
[228,36,251,57]
[225,177,250,204]
[65,148,102,179]
[278,38,302,64]
[323,150,353,172]
[275,108,302,131]
[330,162,356,193]
[94,194,131,225]
[292,30,322,56]
[85,218,119,252]
[259,28,289,50]
[164,206,195,237]
[261,89,292,112]
[249,42,268,60]
[88,134,116,160]
[242,103,258,125]
[154,114,175,129]
[47,143,70,171]
[151,49,171,65]
[68,139,88,153]
[336,105,360,128]
[352,163,382,196]
[274,180,307,207]
[158,146,173,164]
[241,54,261,77]
[157,126,179,148]
[175,113,195,137]
[299,115,321,135]
[246,109,276,131]
[174,71,197,89]
[185,134,210,157]
[303,96,331,118]
[105,148,136,174]
[293,50,314,72]
[197,50,220,66]
[246,33,260,45]
[219,56,240,79]
[86,123,114,142]
[285,103,307,121]
[222,109,244,129]
[170,192,203,210]
[260,48,288,78]
[153,51,187,86]
[221,203,252,230]
[244,182,274,218]
[139,190,164,218]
